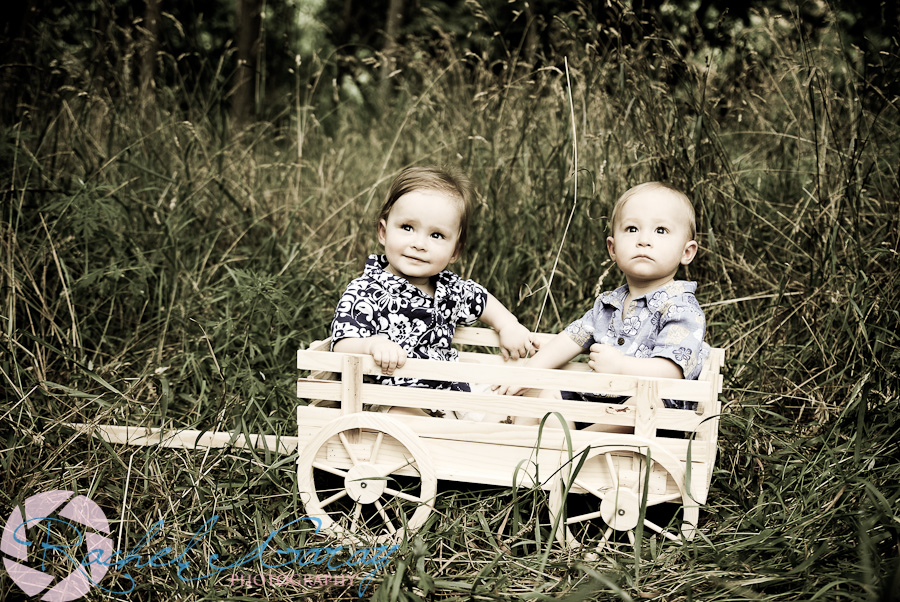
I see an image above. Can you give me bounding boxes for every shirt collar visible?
[599,280,697,308]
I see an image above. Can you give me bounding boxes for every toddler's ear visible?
[606,236,617,260]
[681,239,699,265]
[377,219,387,246]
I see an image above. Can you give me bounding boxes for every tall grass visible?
[1,4,898,601]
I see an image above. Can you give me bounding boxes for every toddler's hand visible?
[588,343,624,374]
[369,339,407,375]
[497,322,538,361]
[495,384,528,396]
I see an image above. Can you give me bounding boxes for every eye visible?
[430,232,445,239]
[401,224,413,231]
[624,225,638,233]
[655,226,669,234]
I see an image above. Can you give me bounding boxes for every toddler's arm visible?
[499,332,584,395]
[479,293,537,361]
[333,336,407,376]
[588,344,683,379]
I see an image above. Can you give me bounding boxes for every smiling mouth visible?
[404,255,428,263]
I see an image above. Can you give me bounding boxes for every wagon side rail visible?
[297,327,724,434]
[297,369,715,432]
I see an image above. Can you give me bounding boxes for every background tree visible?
[139,0,162,107]
[380,0,404,102]
[231,0,263,128]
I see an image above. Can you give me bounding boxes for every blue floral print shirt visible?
[563,280,710,409]
[331,254,488,391]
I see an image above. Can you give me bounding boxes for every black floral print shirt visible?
[331,254,488,391]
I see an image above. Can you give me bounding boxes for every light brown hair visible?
[377,165,473,253]
[610,182,697,240]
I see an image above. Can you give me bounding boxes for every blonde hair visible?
[609,182,696,239]
[377,165,473,254]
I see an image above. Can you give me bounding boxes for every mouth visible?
[403,255,428,264]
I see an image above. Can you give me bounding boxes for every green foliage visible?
[1,1,899,601]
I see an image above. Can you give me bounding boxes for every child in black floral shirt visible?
[331,166,534,406]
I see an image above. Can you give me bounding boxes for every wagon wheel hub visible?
[345,463,386,504]
[600,488,641,531]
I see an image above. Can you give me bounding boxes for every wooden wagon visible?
[296,326,725,550]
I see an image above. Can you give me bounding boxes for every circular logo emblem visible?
[1,490,113,601]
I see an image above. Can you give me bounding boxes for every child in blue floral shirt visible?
[505,182,709,410]
[331,166,535,407]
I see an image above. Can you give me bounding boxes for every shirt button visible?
[617,338,625,346]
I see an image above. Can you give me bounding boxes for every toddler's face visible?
[606,189,697,289]
[378,189,462,286]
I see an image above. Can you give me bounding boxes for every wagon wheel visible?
[548,436,698,551]
[298,414,437,542]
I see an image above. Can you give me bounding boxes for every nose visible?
[637,232,651,246]
[411,233,427,250]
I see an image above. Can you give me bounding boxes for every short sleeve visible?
[453,278,488,326]
[564,313,596,349]
[650,294,708,380]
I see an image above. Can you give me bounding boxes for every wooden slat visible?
[302,338,337,382]
[67,423,299,454]
[457,351,590,371]
[297,350,717,403]
[451,326,557,348]
[307,338,332,352]
[297,380,709,432]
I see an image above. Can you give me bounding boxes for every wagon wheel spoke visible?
[602,527,614,545]
[641,518,663,535]
[350,503,363,532]
[370,431,384,463]
[604,453,619,488]
[312,461,349,479]
[374,500,398,535]
[378,456,416,478]
[338,432,360,465]
[383,487,423,504]
[320,488,348,508]
[573,477,607,500]
[642,518,682,542]
[566,509,604,525]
